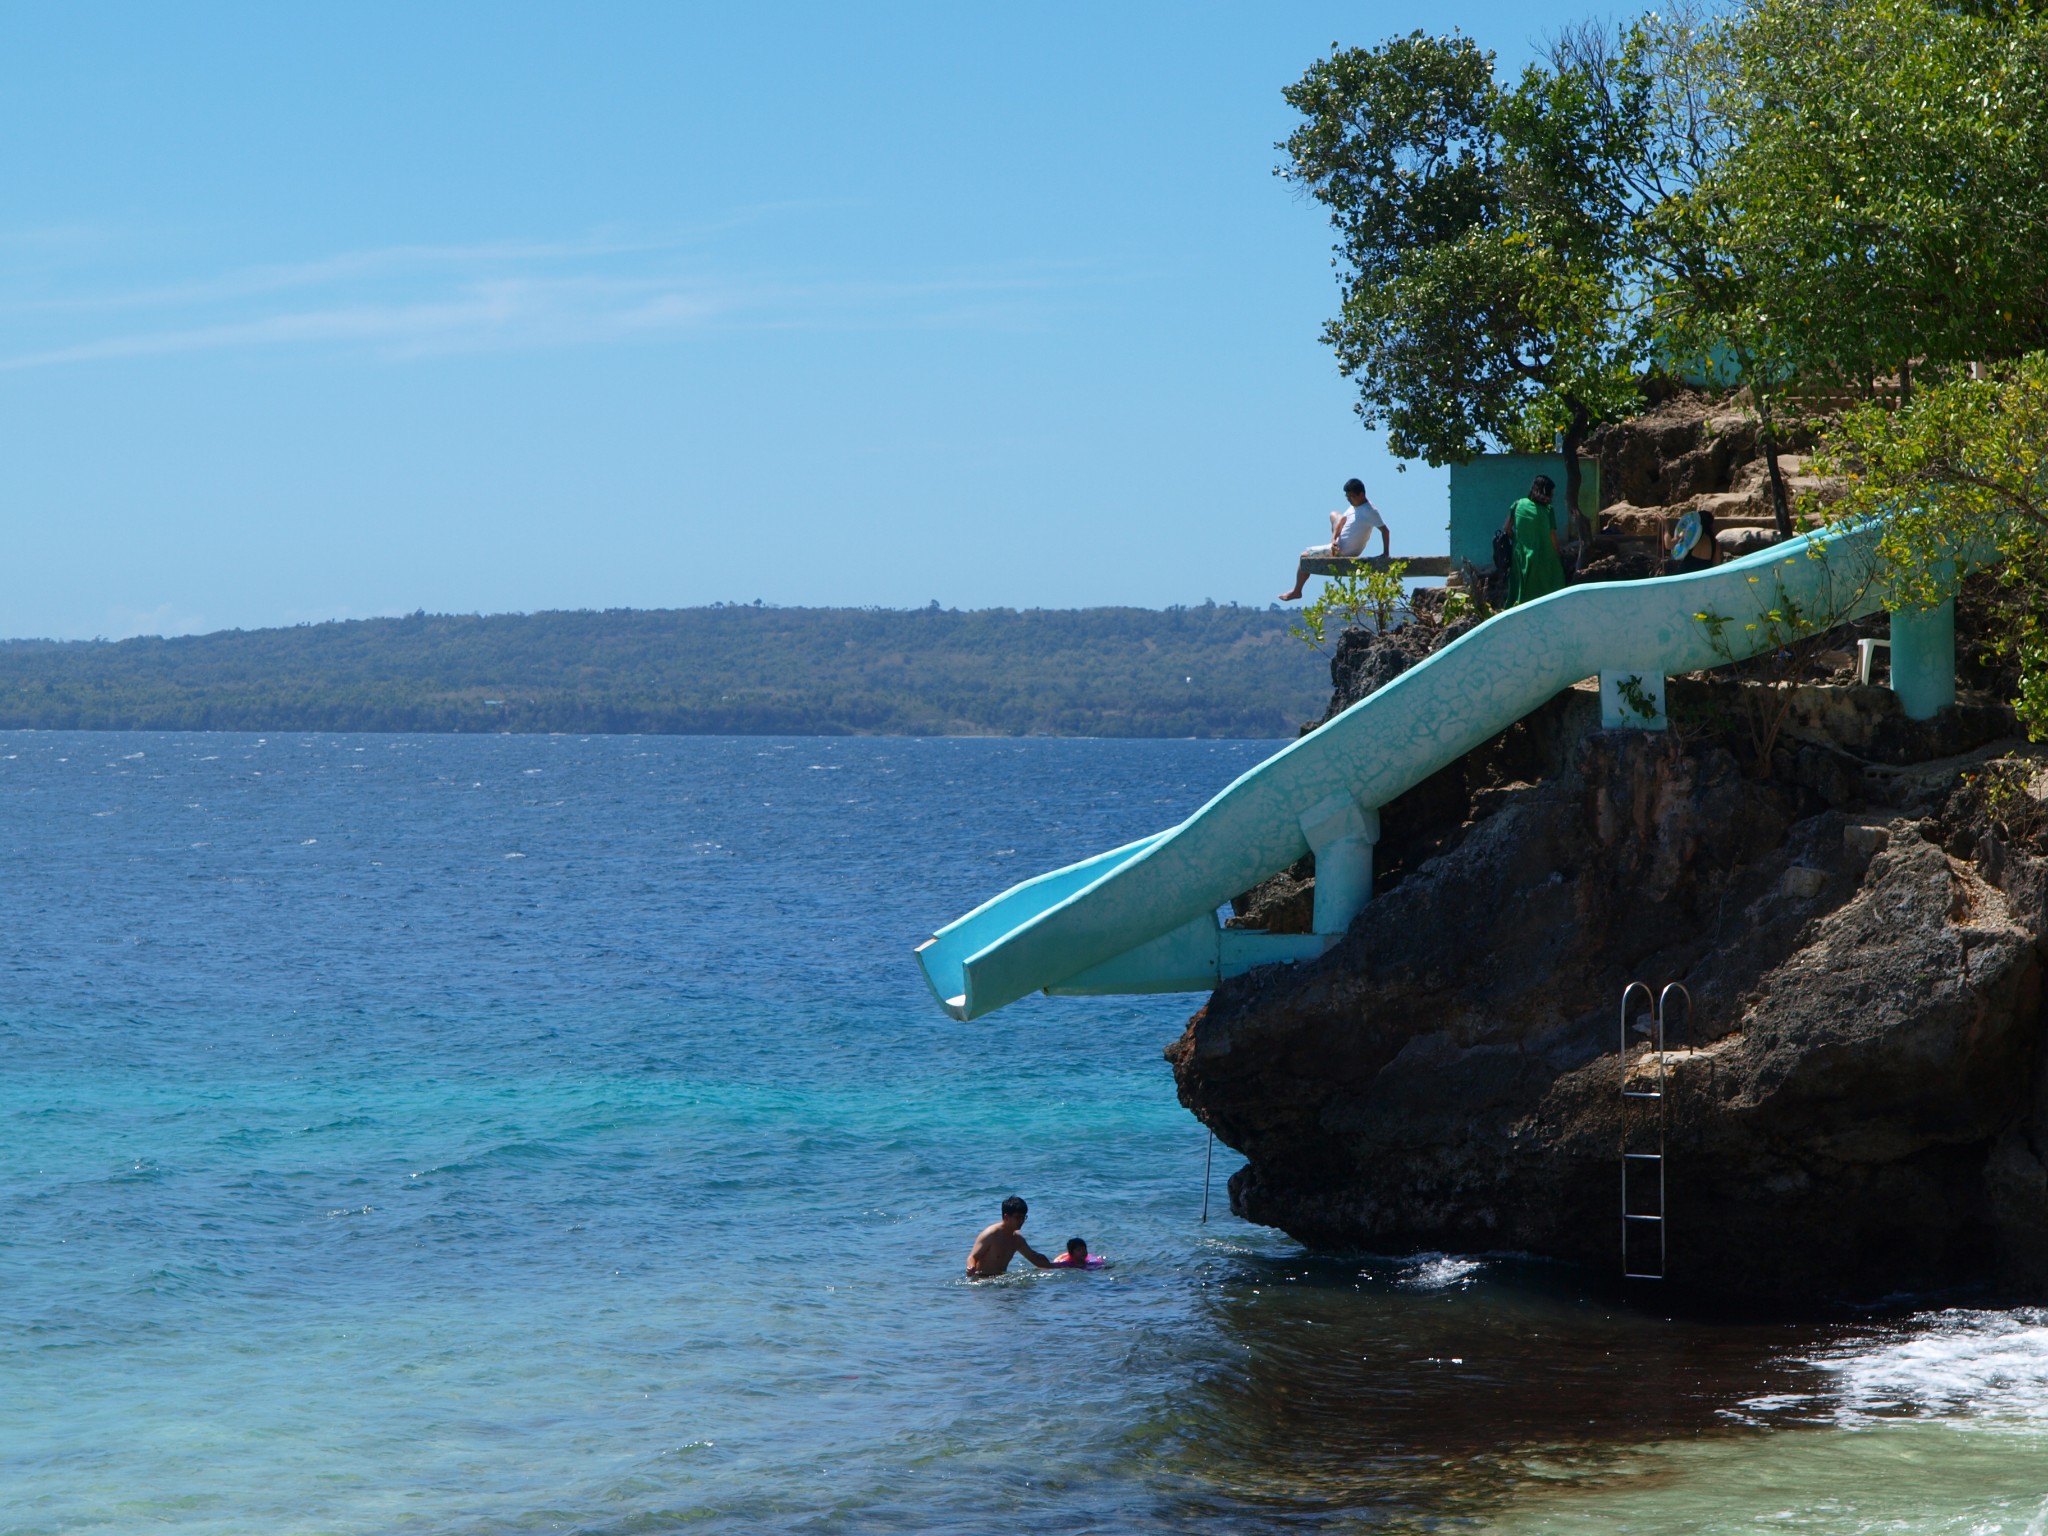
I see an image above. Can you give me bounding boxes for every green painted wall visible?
[1447,454,1601,569]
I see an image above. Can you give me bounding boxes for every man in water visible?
[1278,477,1390,601]
[965,1195,1053,1278]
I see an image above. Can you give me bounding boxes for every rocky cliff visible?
[1179,599,2048,1303]
[1585,387,1837,553]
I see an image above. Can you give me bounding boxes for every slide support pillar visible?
[1599,670,1669,731]
[1303,795,1380,937]
[1890,598,1956,721]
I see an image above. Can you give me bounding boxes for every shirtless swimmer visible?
[965,1195,1053,1278]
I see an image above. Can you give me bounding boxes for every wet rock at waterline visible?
[1178,689,2048,1302]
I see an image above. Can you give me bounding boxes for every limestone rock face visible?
[1171,725,2048,1302]
[1321,618,1475,722]
[1584,391,1841,570]
[1592,395,1766,509]
[1215,436,2042,1300]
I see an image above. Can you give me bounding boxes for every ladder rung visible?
[1621,982,1676,1283]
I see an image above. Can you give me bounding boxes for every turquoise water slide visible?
[917,524,1953,1021]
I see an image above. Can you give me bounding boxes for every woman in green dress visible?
[1507,474,1567,606]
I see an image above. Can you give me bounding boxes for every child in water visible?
[1052,1238,1101,1269]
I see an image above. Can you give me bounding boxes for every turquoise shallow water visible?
[3,732,2048,1533]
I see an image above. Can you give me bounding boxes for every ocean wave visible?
[1810,1308,2048,1425]
[1389,1254,1488,1291]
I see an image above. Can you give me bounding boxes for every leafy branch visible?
[1816,351,2048,736]
[1293,560,1413,653]
[1692,546,1875,772]
[1615,673,1661,721]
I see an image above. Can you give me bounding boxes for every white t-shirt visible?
[1333,499,1386,556]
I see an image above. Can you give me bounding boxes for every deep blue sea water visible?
[6,732,2048,1535]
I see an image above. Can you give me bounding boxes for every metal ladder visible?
[1620,982,1691,1280]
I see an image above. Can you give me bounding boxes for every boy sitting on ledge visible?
[1279,477,1389,601]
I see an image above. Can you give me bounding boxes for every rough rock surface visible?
[1593,392,1766,509]
[1209,399,2044,1301]
[1582,390,1843,577]
[1572,545,1662,585]
[1183,672,2048,1302]
[1320,618,1476,727]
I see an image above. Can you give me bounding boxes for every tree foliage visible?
[1279,33,1642,525]
[1725,0,2048,733]
[1533,0,2048,401]
[1548,5,1805,533]
[1716,0,2048,393]
[1818,353,2048,735]
[1284,0,2048,542]
[1286,0,2048,726]
[1292,560,1411,652]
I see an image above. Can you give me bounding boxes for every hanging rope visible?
[1201,1128,1215,1223]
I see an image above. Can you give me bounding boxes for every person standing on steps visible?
[1505,474,1567,607]
[1278,478,1389,601]
[1663,503,1721,574]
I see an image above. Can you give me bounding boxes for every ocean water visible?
[3,731,2047,1535]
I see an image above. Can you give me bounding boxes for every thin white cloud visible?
[0,203,851,318]
[0,232,678,318]
[0,281,703,370]
[0,238,1078,371]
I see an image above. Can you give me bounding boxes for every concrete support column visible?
[1301,794,1381,937]
[1599,670,1669,731]
[1890,598,1956,721]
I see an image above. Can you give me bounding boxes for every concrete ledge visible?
[1301,554,1452,578]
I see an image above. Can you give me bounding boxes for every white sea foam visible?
[1733,1392,1822,1413]
[1390,1254,1486,1290]
[1809,1308,2048,1425]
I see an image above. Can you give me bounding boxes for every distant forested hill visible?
[0,604,1329,737]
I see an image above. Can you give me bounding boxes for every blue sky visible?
[0,2,1599,638]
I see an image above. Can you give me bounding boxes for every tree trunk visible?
[1560,402,1594,550]
[1756,392,1794,540]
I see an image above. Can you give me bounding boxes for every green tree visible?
[1538,6,1804,535]
[1708,0,2048,734]
[1716,0,2048,394]
[1817,352,2048,736]
[1280,33,1642,533]
[1527,0,2048,536]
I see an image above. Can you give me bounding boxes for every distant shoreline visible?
[0,603,1327,740]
